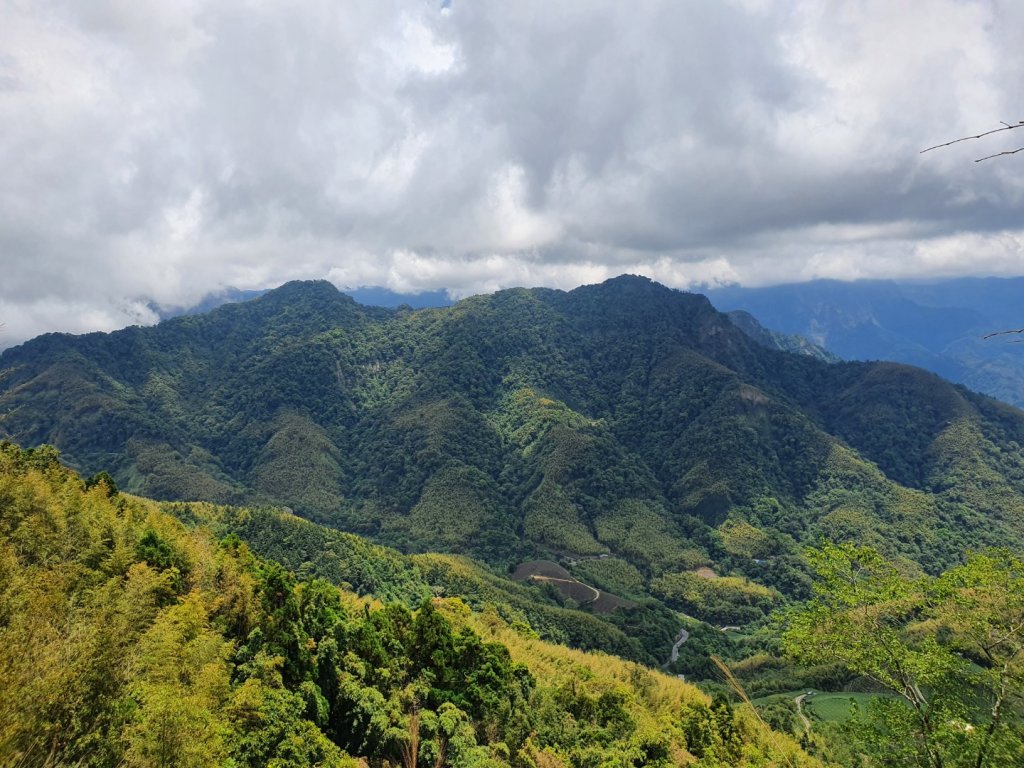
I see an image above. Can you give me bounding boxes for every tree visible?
[932,551,1024,768]
[782,543,1024,768]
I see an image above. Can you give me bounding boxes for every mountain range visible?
[152,276,1024,411]
[4,275,1024,598]
[706,276,1024,407]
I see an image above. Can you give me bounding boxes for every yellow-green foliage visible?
[450,602,822,768]
[595,501,703,574]
[535,426,603,484]
[0,444,351,768]
[0,443,820,767]
[718,520,772,559]
[393,399,472,455]
[410,553,647,660]
[407,465,495,550]
[783,543,1024,767]
[929,417,1024,517]
[806,444,939,557]
[123,437,239,503]
[490,388,596,457]
[652,572,779,626]
[250,410,346,516]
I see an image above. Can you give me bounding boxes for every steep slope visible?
[3,275,1024,590]
[726,310,838,363]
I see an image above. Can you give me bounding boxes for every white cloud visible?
[2,0,1023,346]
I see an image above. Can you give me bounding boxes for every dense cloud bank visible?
[2,0,1024,345]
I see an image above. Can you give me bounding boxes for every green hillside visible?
[163,499,675,667]
[4,275,1024,610]
[0,440,820,768]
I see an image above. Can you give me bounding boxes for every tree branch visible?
[921,121,1024,155]
[976,147,1024,162]
[982,328,1024,341]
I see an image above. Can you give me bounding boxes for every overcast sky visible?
[2,0,1024,346]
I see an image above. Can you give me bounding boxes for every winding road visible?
[527,575,600,603]
[662,627,690,668]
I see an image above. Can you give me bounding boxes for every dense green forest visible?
[4,277,1024,597]
[0,441,821,767]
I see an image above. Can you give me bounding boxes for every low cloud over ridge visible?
[2,0,1024,345]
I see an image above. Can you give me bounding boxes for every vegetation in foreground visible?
[153,479,1024,768]
[0,442,818,767]
[783,543,1024,767]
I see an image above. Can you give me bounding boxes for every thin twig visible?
[982,329,1024,340]
[976,147,1024,162]
[921,121,1024,154]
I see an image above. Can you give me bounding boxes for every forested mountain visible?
[4,275,1024,595]
[706,277,1024,408]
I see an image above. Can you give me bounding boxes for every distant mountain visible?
[155,287,269,319]
[341,285,453,309]
[706,277,1024,407]
[725,310,839,363]
[4,275,1024,604]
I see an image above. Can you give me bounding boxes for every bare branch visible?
[920,121,1024,154]
[982,329,1024,340]
[977,146,1024,162]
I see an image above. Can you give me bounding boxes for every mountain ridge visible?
[3,275,1024,592]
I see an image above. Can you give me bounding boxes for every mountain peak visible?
[563,274,715,320]
[591,274,671,294]
[259,279,347,302]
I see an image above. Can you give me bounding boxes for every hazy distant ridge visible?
[707,276,1024,407]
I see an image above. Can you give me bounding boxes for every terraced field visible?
[803,692,897,723]
[512,560,635,614]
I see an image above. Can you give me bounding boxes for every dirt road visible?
[794,693,811,732]
[527,575,600,603]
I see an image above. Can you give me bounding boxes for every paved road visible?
[662,627,690,668]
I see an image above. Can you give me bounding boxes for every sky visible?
[2,0,1024,346]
